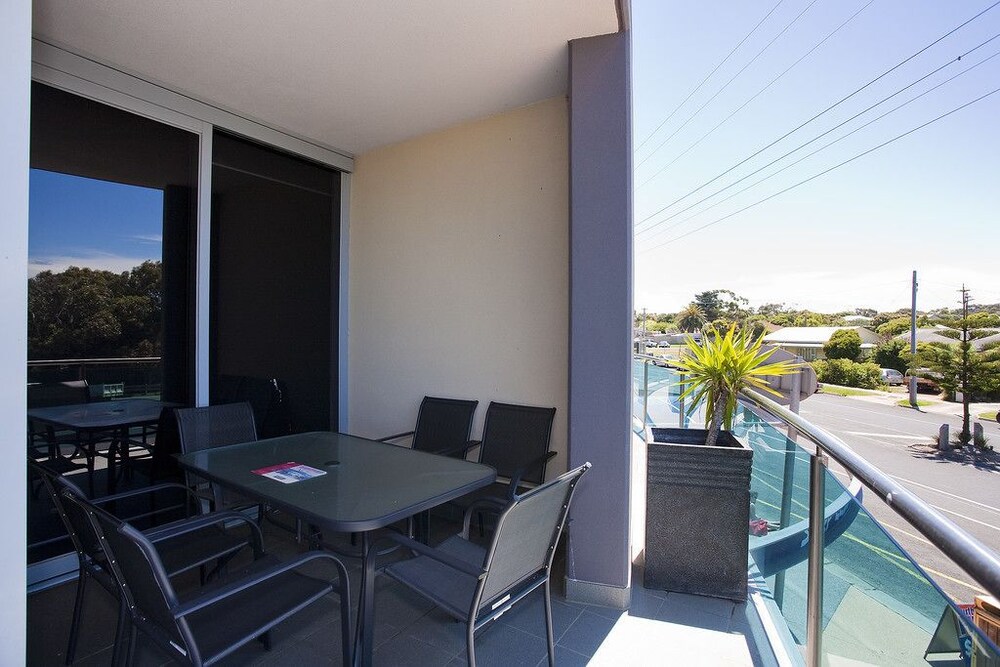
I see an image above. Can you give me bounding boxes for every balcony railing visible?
[633,354,1000,666]
[27,356,162,398]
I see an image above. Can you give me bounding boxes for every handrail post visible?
[677,372,685,428]
[642,359,649,428]
[807,447,828,667]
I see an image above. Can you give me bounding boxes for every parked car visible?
[880,368,904,386]
[903,371,942,394]
[658,341,671,348]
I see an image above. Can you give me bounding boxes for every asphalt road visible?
[797,393,1000,604]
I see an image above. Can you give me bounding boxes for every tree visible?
[876,317,912,338]
[28,261,162,359]
[873,338,909,373]
[824,329,862,361]
[676,304,706,333]
[693,289,749,323]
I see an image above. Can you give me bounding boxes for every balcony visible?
[634,354,1000,665]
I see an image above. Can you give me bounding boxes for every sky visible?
[28,169,163,277]
[632,0,1000,314]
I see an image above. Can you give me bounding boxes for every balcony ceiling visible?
[32,1,619,155]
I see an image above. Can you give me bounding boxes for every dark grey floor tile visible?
[628,586,665,619]
[401,607,467,653]
[556,609,622,658]
[257,618,348,666]
[499,589,584,643]
[373,634,455,667]
[454,623,548,667]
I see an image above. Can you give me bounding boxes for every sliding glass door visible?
[210,131,339,433]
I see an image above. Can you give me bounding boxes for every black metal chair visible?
[27,380,92,491]
[70,493,353,667]
[174,402,262,517]
[448,402,557,536]
[29,459,262,665]
[368,463,591,667]
[379,395,479,456]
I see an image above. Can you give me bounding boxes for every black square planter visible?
[644,427,752,601]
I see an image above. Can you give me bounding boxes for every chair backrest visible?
[27,380,89,409]
[411,396,478,456]
[29,460,108,575]
[478,402,556,483]
[63,492,193,659]
[174,402,258,454]
[476,463,590,613]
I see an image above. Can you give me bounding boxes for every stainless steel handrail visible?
[27,356,161,366]
[741,387,1000,601]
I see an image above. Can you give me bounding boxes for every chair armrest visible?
[432,439,482,458]
[377,430,415,444]
[507,451,557,499]
[369,533,485,578]
[171,551,349,618]
[462,499,507,539]
[143,510,264,556]
[93,482,198,506]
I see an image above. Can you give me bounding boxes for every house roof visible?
[32,1,620,155]
[763,326,879,346]
[973,332,1000,351]
[894,329,958,345]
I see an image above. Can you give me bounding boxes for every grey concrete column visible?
[0,1,31,659]
[566,30,633,609]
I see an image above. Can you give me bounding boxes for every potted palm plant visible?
[644,325,801,600]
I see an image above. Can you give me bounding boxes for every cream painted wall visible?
[348,97,569,476]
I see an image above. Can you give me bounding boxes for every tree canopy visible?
[28,261,162,360]
[824,329,862,361]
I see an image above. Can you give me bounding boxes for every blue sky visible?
[29,169,163,277]
[633,0,1000,313]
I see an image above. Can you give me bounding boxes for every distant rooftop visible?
[764,326,879,347]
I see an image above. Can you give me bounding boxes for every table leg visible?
[357,531,375,667]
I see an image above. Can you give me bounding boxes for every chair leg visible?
[467,620,477,667]
[110,598,129,667]
[543,579,556,667]
[124,622,137,667]
[65,571,88,665]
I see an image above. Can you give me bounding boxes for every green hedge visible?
[812,358,883,390]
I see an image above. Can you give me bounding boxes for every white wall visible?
[0,0,30,658]
[348,97,569,475]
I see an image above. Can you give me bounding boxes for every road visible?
[797,392,1000,604]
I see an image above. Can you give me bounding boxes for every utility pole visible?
[909,271,918,407]
[959,285,972,445]
[642,307,647,339]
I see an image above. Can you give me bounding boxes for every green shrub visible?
[812,358,883,389]
[824,329,863,361]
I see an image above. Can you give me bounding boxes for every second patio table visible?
[176,430,496,666]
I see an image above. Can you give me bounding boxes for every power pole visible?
[909,271,918,407]
[642,307,647,339]
[959,285,972,445]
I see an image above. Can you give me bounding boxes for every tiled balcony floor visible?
[28,512,762,666]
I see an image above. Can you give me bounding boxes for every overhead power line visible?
[634,0,1000,227]
[636,35,1000,238]
[642,47,1000,243]
[639,85,1000,252]
[634,0,821,170]
[635,0,786,154]
[637,0,875,191]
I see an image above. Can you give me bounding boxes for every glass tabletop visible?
[176,431,497,532]
[26,398,175,430]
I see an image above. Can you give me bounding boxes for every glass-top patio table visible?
[176,430,496,666]
[27,398,175,494]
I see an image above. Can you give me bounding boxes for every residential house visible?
[763,326,881,361]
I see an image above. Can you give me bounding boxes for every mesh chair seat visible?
[372,464,591,667]
[385,535,486,619]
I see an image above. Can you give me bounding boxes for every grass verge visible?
[896,399,933,408]
[819,385,877,397]
[979,411,997,421]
